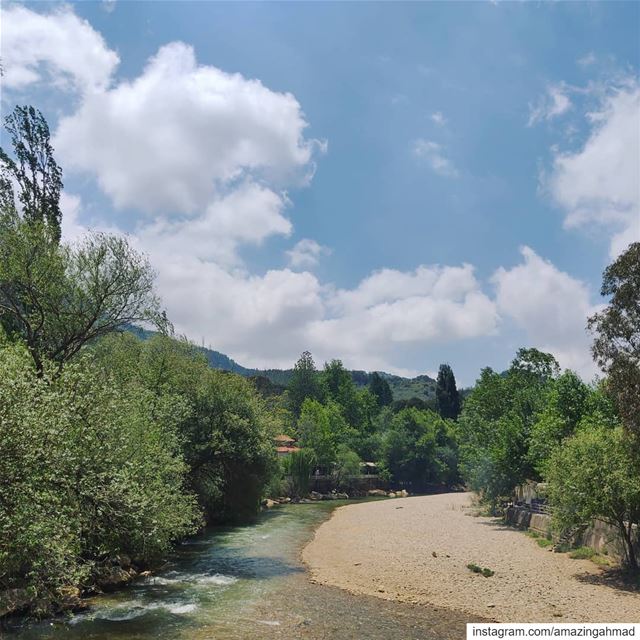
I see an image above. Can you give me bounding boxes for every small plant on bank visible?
[467,563,495,577]
[569,546,596,560]
[536,538,554,548]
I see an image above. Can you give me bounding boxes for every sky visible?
[1,1,639,385]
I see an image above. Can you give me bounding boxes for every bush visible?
[0,341,199,604]
[546,424,640,571]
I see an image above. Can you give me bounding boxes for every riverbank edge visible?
[298,497,494,621]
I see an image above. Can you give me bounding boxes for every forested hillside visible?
[129,326,438,402]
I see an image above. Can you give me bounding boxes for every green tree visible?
[369,371,393,407]
[588,242,640,436]
[0,211,162,375]
[287,351,323,417]
[435,363,461,420]
[0,339,199,606]
[457,349,558,504]
[528,370,590,474]
[92,333,278,523]
[546,425,640,571]
[380,408,454,491]
[0,106,63,241]
[297,398,336,466]
[333,445,362,491]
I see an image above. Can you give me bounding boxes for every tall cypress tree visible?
[287,351,322,417]
[435,364,461,420]
[369,372,393,407]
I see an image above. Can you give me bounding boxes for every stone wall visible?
[504,506,638,563]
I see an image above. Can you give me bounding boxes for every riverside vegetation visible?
[1,105,639,621]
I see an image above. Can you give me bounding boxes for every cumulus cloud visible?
[286,239,331,269]
[412,139,458,177]
[137,182,292,267]
[307,264,499,371]
[492,246,599,378]
[54,41,325,215]
[547,82,640,257]
[0,4,119,92]
[528,83,572,126]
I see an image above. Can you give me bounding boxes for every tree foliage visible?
[588,242,640,436]
[0,105,63,241]
[435,363,461,420]
[0,210,162,375]
[287,351,323,417]
[546,425,640,570]
[0,340,199,600]
[369,371,393,407]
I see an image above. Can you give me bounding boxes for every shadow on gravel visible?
[574,568,640,594]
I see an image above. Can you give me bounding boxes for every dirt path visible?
[302,493,640,623]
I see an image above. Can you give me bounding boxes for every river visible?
[4,501,476,639]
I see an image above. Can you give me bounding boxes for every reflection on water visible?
[4,502,480,640]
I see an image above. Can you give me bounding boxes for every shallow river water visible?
[5,502,478,640]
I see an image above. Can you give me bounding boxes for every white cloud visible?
[492,246,599,378]
[412,139,458,177]
[307,264,499,372]
[286,239,331,269]
[528,83,572,126]
[0,5,119,92]
[135,182,291,268]
[54,41,325,215]
[547,82,640,257]
[431,111,447,126]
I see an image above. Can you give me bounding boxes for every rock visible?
[399,489,409,497]
[334,492,349,500]
[278,497,291,504]
[310,491,323,501]
[139,570,152,577]
[56,586,84,612]
[432,551,438,558]
[263,498,278,508]
[300,498,313,503]
[95,565,135,591]
[367,489,387,497]
[387,492,396,498]
[487,603,496,608]
[116,554,132,569]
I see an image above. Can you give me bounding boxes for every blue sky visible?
[2,1,639,385]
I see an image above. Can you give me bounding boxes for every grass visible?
[536,538,554,548]
[569,546,596,560]
[467,563,495,577]
[525,530,540,539]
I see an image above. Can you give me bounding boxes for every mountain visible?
[126,326,436,402]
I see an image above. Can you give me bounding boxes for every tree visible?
[588,243,640,436]
[369,371,393,407]
[93,333,278,523]
[380,408,454,491]
[435,364,461,420]
[0,211,162,374]
[297,398,336,466]
[528,371,591,474]
[287,351,323,417]
[456,350,558,504]
[546,425,640,571]
[0,106,63,241]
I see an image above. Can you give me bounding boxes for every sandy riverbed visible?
[302,493,640,623]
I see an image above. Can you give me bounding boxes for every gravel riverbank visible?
[302,492,640,623]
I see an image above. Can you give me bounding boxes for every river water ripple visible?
[4,501,478,639]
